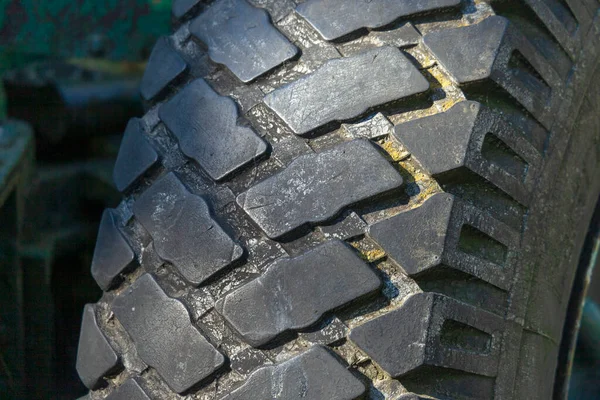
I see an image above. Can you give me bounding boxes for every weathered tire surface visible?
[76,1,600,399]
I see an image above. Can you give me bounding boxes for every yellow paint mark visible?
[398,159,426,181]
[381,138,409,162]
[428,65,456,88]
[361,248,386,262]
[415,183,441,204]
[441,97,461,111]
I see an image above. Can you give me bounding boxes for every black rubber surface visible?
[76,0,600,399]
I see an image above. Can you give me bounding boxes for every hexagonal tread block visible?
[221,346,365,400]
[159,79,267,181]
[112,274,225,393]
[216,240,381,346]
[91,209,136,290]
[190,0,298,82]
[133,173,243,285]
[369,192,519,290]
[296,0,461,41]
[140,37,187,101]
[264,46,429,136]
[105,379,150,400]
[423,16,561,128]
[113,118,159,192]
[394,101,541,206]
[349,293,503,378]
[237,139,403,239]
[76,304,120,389]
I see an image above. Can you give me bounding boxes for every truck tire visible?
[75,1,600,399]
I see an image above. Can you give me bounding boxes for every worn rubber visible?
[76,0,600,399]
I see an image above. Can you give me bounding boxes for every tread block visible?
[425,16,508,84]
[369,193,519,290]
[113,118,159,192]
[216,240,381,346]
[159,79,267,181]
[140,37,188,101]
[394,101,541,206]
[105,379,150,400]
[424,16,561,128]
[237,139,403,239]
[221,345,365,399]
[76,304,120,389]
[319,211,368,240]
[371,194,451,276]
[349,293,503,378]
[341,113,394,140]
[264,46,429,136]
[91,209,136,291]
[296,0,461,41]
[133,173,243,285]
[112,274,225,393]
[190,0,298,82]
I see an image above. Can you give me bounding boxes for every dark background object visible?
[3,61,144,161]
[0,120,34,399]
[563,196,600,400]
[0,1,171,398]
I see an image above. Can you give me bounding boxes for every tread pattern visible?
[221,345,365,400]
[132,173,243,285]
[394,101,541,206]
[349,292,504,377]
[91,210,136,290]
[237,139,403,239]
[424,15,560,129]
[296,0,462,41]
[523,0,593,59]
[112,118,159,192]
[216,240,381,346]
[159,79,268,181]
[264,46,429,136]
[112,274,225,394]
[76,0,600,398]
[104,380,150,400]
[190,0,298,82]
[75,305,121,389]
[369,193,519,290]
[140,37,188,102]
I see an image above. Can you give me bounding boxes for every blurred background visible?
[0,1,598,399]
[0,1,171,398]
